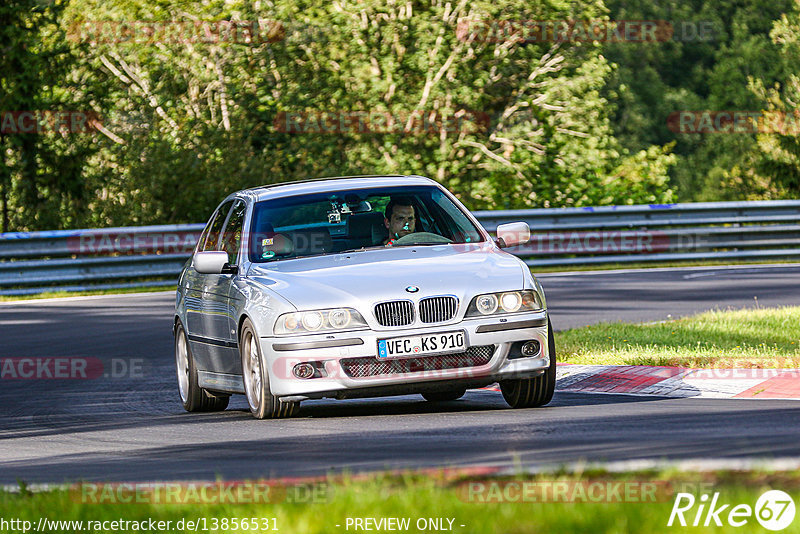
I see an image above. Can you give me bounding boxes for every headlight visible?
[328,308,351,328]
[466,290,543,317]
[301,311,324,331]
[475,294,498,315]
[274,308,368,334]
[500,292,521,312]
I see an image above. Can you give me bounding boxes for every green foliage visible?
[602,0,794,201]
[750,1,800,197]
[0,0,681,230]
[0,0,111,232]
[11,0,800,229]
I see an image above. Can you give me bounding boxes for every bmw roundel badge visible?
[405,286,419,293]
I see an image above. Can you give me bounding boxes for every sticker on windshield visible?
[262,238,274,246]
[261,250,276,259]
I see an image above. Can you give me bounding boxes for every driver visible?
[383,197,416,246]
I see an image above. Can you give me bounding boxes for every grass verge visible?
[2,470,800,534]
[558,305,800,368]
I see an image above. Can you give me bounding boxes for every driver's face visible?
[386,205,416,238]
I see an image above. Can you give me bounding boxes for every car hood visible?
[246,243,525,310]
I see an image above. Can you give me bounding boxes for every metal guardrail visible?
[0,225,202,295]
[1,200,799,295]
[479,200,800,267]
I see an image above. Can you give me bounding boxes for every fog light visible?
[521,340,541,357]
[293,362,316,379]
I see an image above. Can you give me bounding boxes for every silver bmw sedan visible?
[174,175,554,419]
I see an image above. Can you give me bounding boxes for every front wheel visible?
[175,321,229,412]
[500,319,556,409]
[240,318,298,419]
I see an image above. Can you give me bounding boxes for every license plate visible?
[377,331,466,359]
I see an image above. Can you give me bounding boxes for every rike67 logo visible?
[668,490,795,530]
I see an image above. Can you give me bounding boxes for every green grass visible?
[0,286,172,302]
[3,470,800,533]
[559,306,800,367]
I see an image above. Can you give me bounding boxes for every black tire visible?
[175,321,230,412]
[500,318,556,409]
[422,389,466,402]
[240,318,298,419]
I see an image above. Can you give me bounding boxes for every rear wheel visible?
[175,321,229,412]
[500,319,556,409]
[422,389,466,402]
[240,318,298,419]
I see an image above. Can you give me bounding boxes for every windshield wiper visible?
[337,246,385,254]
[337,242,450,253]
[392,242,450,246]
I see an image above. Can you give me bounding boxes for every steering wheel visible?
[392,232,453,245]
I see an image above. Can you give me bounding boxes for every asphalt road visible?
[1,264,799,484]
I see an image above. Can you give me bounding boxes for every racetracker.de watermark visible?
[667,111,800,134]
[510,230,671,255]
[456,19,715,43]
[273,110,491,135]
[67,230,202,255]
[0,358,143,380]
[457,480,715,503]
[72,481,330,504]
[689,367,800,379]
[66,20,285,45]
[0,111,99,134]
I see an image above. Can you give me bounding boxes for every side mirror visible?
[193,251,238,275]
[496,222,531,248]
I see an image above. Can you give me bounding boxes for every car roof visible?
[243,175,440,202]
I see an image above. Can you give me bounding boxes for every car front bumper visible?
[262,310,551,399]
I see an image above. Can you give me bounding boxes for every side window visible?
[221,200,247,264]
[196,217,214,252]
[201,200,234,252]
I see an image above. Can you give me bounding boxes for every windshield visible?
[248,185,484,263]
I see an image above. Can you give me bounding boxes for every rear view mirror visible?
[496,222,531,248]
[193,251,237,274]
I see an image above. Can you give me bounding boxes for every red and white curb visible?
[555,364,800,399]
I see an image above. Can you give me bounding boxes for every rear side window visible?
[200,200,234,252]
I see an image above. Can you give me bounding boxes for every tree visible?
[750,0,800,197]
[0,0,108,232]
[58,0,675,225]
[602,0,793,201]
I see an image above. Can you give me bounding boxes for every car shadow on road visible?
[0,389,674,441]
[222,389,673,420]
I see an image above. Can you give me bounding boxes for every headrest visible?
[347,212,385,239]
[289,230,332,256]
